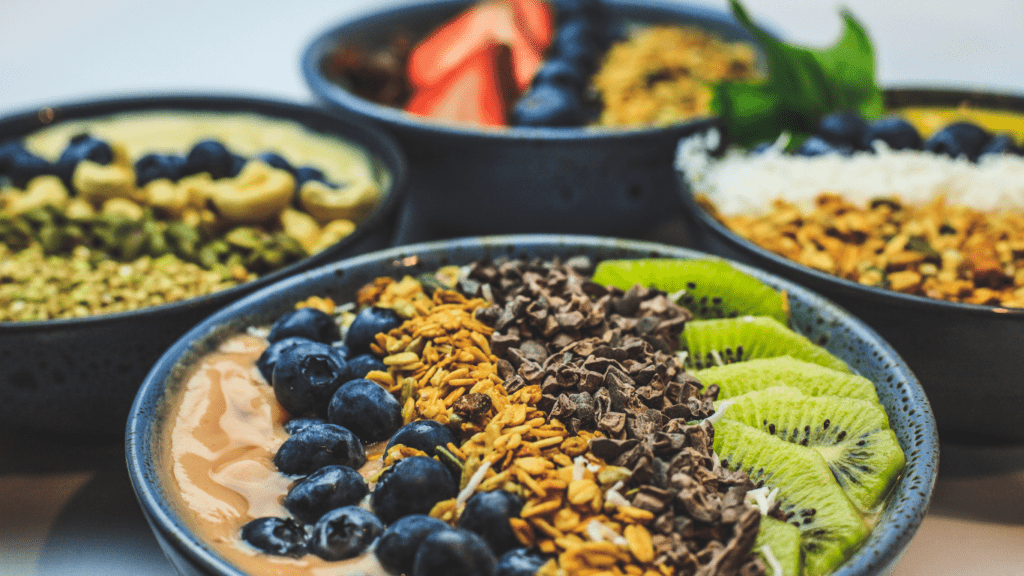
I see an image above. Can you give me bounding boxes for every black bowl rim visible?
[126,234,938,576]
[0,92,408,332]
[684,85,1024,320]
[301,0,759,141]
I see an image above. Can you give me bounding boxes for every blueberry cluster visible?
[244,305,547,574]
[511,0,611,127]
[784,111,1024,161]
[0,134,337,197]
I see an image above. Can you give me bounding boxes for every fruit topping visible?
[256,336,315,383]
[406,42,519,127]
[240,517,307,558]
[272,421,366,475]
[267,307,341,344]
[342,353,387,383]
[862,116,923,150]
[375,514,451,574]
[457,489,524,556]
[55,134,114,190]
[385,419,459,459]
[271,341,348,416]
[681,316,850,373]
[923,121,991,161]
[283,464,369,524]
[495,547,548,576]
[344,306,403,355]
[411,528,498,576]
[816,111,870,150]
[326,378,403,443]
[308,506,384,561]
[372,456,459,524]
[133,153,187,187]
[182,139,243,180]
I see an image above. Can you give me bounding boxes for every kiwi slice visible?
[695,356,881,404]
[713,419,869,576]
[720,387,905,512]
[591,258,789,323]
[682,316,850,373]
[755,516,803,576]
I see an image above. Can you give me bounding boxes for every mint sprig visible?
[713,0,884,148]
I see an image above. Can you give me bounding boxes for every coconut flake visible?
[761,544,784,576]
[456,459,492,508]
[573,456,587,481]
[704,399,735,425]
[586,519,628,546]
[605,481,631,508]
[744,486,772,515]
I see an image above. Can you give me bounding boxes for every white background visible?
[1,1,1023,575]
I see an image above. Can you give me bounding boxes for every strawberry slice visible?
[407,0,551,92]
[511,0,555,49]
[405,42,518,127]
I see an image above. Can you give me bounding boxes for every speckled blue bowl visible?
[679,87,1024,445]
[0,94,407,437]
[127,235,938,576]
[301,0,761,244]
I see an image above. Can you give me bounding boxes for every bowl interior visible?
[128,235,938,576]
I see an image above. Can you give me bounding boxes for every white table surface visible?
[2,1,1023,575]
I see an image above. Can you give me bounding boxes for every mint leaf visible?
[713,0,883,148]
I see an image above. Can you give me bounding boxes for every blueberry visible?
[552,18,602,72]
[862,117,922,151]
[283,416,326,435]
[55,134,113,188]
[412,528,497,576]
[795,135,852,157]
[273,422,366,475]
[496,548,547,576]
[924,121,992,162]
[268,307,341,344]
[272,342,348,416]
[385,419,458,458]
[749,141,775,155]
[458,490,523,556]
[133,153,186,187]
[295,166,329,188]
[531,58,587,90]
[258,152,296,175]
[183,140,239,179]
[375,514,450,574]
[372,456,458,524]
[256,336,316,383]
[979,133,1024,157]
[511,84,587,127]
[343,353,387,383]
[309,506,383,561]
[327,378,402,443]
[816,111,869,149]
[240,517,306,557]
[284,465,368,524]
[0,142,51,188]
[345,307,403,355]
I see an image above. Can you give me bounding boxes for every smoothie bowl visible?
[127,235,937,576]
[0,94,406,436]
[302,0,763,242]
[677,87,1024,444]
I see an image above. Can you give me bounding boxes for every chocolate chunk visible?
[519,339,549,363]
[452,393,492,419]
[588,437,638,462]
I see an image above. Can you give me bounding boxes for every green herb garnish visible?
[713,0,884,148]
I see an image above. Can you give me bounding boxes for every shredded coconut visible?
[705,399,735,425]
[677,131,1024,216]
[586,519,628,545]
[761,544,784,576]
[456,459,492,508]
[605,481,631,508]
[572,456,587,481]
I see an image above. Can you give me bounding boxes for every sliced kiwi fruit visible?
[755,516,803,576]
[695,356,881,405]
[713,419,869,576]
[591,258,789,323]
[720,387,905,512]
[681,316,850,373]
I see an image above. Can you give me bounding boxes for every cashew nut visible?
[298,178,380,224]
[1,175,70,216]
[73,143,138,204]
[279,208,322,254]
[207,160,295,224]
[310,218,357,253]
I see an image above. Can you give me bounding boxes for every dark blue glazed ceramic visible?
[127,235,938,576]
[679,87,1024,445]
[301,0,760,244]
[0,94,407,437]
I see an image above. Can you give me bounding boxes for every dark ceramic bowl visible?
[679,87,1024,445]
[0,94,407,437]
[301,0,761,244]
[127,235,938,576]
